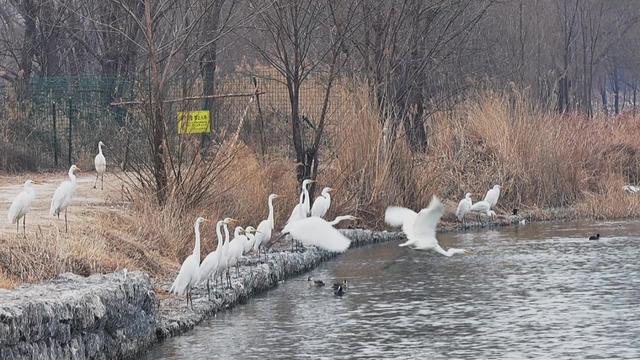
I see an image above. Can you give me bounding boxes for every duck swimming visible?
[334,285,344,297]
[332,279,347,290]
[307,276,325,287]
[589,233,600,240]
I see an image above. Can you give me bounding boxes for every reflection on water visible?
[145,221,640,359]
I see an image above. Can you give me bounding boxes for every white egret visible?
[328,215,358,226]
[50,164,80,232]
[310,187,333,218]
[456,193,472,224]
[483,185,501,209]
[395,196,466,256]
[244,226,257,254]
[227,226,248,278]
[280,217,351,252]
[7,180,38,234]
[217,217,238,288]
[94,141,106,190]
[286,179,315,224]
[199,219,231,298]
[385,206,418,239]
[170,216,208,308]
[255,194,278,261]
[469,200,496,223]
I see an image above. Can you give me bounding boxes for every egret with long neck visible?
[50,164,80,233]
[170,217,208,309]
[255,194,279,262]
[94,141,106,190]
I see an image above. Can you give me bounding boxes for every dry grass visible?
[3,82,640,288]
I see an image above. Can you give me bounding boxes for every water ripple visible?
[145,220,640,359]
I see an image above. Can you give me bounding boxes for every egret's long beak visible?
[76,167,82,172]
[32,180,42,185]
[274,194,280,198]
[203,218,210,222]
[328,188,334,192]
[227,218,240,225]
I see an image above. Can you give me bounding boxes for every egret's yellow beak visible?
[274,194,280,198]
[32,180,42,185]
[227,218,240,225]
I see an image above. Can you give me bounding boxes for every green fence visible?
[0,73,329,172]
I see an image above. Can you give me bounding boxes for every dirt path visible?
[0,170,125,237]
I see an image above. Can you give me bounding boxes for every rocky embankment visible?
[0,272,156,360]
[0,218,527,359]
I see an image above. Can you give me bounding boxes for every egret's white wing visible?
[286,203,305,224]
[199,251,220,284]
[484,187,500,208]
[283,217,351,252]
[8,191,32,223]
[310,196,330,218]
[384,207,417,228]
[256,219,272,248]
[95,154,106,173]
[411,196,444,246]
[170,255,199,295]
[50,180,76,216]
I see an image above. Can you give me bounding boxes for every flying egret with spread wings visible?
[394,196,466,256]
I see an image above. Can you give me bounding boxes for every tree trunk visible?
[145,0,168,205]
[200,0,224,155]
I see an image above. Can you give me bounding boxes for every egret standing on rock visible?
[94,141,106,190]
[170,216,208,309]
[50,164,80,233]
[7,180,38,234]
[395,196,466,256]
[255,194,278,261]
[311,187,332,218]
[286,179,315,224]
[456,193,472,224]
[199,218,234,298]
[484,185,501,209]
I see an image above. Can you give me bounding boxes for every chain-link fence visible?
[0,72,333,172]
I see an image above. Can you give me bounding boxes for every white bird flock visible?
[5,142,507,310]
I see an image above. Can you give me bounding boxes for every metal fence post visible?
[68,98,73,167]
[52,101,58,167]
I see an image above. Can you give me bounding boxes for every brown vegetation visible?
[2,84,640,288]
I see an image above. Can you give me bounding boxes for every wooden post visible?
[253,77,266,160]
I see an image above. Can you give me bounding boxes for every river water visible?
[145,220,640,359]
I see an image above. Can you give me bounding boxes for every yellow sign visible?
[178,110,211,134]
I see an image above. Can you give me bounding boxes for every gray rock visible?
[0,271,157,360]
